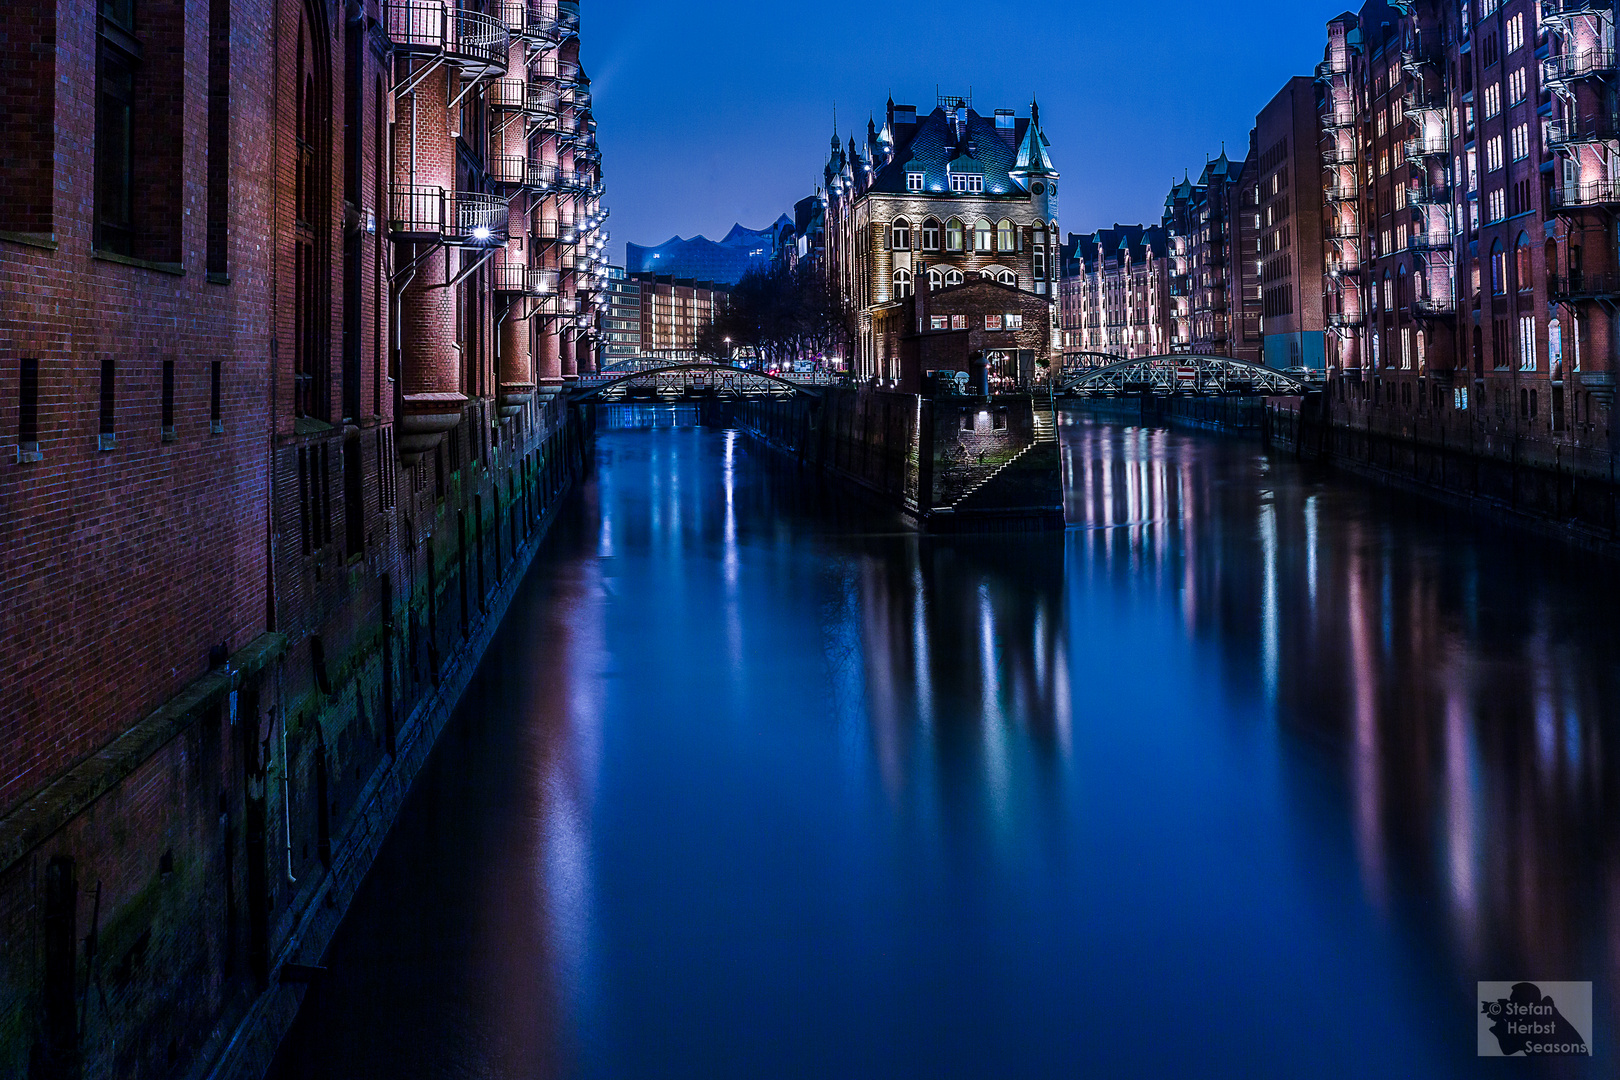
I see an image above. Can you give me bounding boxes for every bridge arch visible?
[1056,354,1312,397]
[570,362,827,402]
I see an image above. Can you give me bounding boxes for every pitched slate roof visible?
[861,105,1045,197]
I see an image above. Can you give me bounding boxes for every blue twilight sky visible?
[584,1,1338,265]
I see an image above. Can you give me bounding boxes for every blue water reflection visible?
[274,410,1620,1079]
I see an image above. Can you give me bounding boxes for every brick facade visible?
[0,1,605,1076]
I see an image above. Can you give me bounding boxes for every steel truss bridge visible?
[1055,354,1312,398]
[571,363,837,403]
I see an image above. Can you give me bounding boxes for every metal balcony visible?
[558,0,580,36]
[489,79,556,121]
[1325,220,1361,240]
[1408,184,1451,209]
[1323,145,1357,166]
[533,219,581,245]
[1547,115,1620,148]
[384,2,509,78]
[1324,183,1359,203]
[1327,311,1364,328]
[1400,48,1439,78]
[491,0,526,36]
[537,57,582,86]
[1413,296,1457,318]
[1323,111,1357,131]
[1551,179,1620,208]
[489,157,558,192]
[388,185,509,245]
[1315,57,1351,82]
[523,0,563,43]
[1541,0,1611,26]
[1408,232,1453,253]
[495,261,560,296]
[1402,91,1446,116]
[1405,135,1450,159]
[1550,272,1620,301]
[1545,49,1617,85]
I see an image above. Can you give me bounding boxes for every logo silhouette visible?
[1482,982,1589,1056]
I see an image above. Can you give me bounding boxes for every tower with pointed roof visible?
[821,94,1061,384]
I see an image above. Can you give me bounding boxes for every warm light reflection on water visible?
[275,409,1620,1080]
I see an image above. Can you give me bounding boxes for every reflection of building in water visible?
[1060,411,1620,1014]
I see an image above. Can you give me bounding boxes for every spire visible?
[1031,97,1040,128]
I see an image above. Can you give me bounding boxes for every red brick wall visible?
[0,0,56,236]
[0,0,274,819]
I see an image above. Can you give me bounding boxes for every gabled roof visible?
[859,104,1039,197]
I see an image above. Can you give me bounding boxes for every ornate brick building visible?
[1162,149,1264,365]
[0,1,604,1076]
[824,94,1061,384]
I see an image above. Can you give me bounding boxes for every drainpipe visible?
[282,716,297,885]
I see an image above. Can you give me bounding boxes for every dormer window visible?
[948,172,984,193]
[907,172,924,192]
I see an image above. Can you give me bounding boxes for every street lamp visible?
[723,336,731,362]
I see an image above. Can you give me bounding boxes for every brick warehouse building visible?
[824,95,1062,384]
[1314,0,1614,454]
[1058,224,1173,364]
[0,0,604,1077]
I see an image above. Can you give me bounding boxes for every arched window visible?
[1491,239,1506,295]
[944,268,964,286]
[974,218,993,252]
[1515,232,1533,292]
[997,219,1016,252]
[979,268,999,280]
[894,268,913,298]
[921,218,941,251]
[1034,225,1047,248]
[1382,271,1392,311]
[891,217,911,251]
[999,270,1016,286]
[927,266,944,290]
[1396,265,1408,311]
[945,218,965,252]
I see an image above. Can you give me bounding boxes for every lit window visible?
[1005,313,1023,329]
[997,219,1015,251]
[921,218,941,251]
[891,217,911,250]
[986,315,1004,330]
[907,172,924,192]
[946,219,965,251]
[974,219,992,252]
[951,314,967,329]
[1483,83,1501,119]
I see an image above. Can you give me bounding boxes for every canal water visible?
[271,408,1620,1078]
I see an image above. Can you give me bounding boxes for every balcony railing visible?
[1545,49,1617,84]
[384,2,509,74]
[1413,296,1457,318]
[524,0,562,42]
[1324,184,1359,203]
[494,260,561,296]
[537,57,583,85]
[558,0,580,36]
[1541,0,1609,25]
[1325,220,1362,240]
[1547,115,1620,148]
[1552,180,1620,208]
[1315,57,1351,82]
[388,185,510,245]
[491,0,526,35]
[1327,311,1364,328]
[1323,145,1357,166]
[1323,111,1357,131]
[489,157,558,192]
[1400,48,1440,76]
[533,219,580,244]
[1408,184,1451,209]
[1405,135,1450,159]
[1408,232,1453,253]
[1550,272,1620,300]
[1402,91,1446,115]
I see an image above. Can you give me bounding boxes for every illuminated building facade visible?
[824,94,1061,385]
[1058,225,1173,363]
